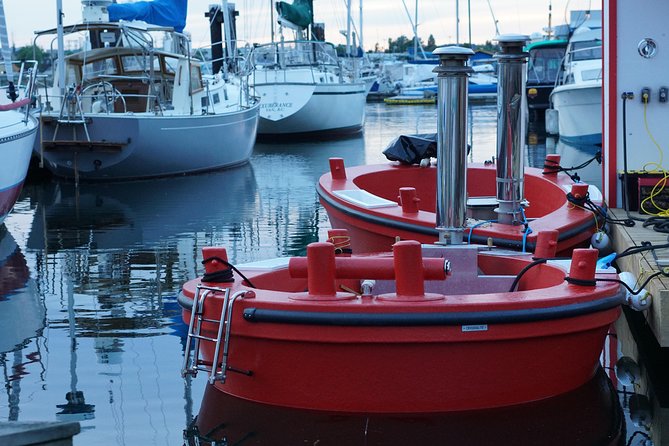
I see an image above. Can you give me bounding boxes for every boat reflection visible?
[0,227,46,421]
[187,367,624,446]
[26,164,260,252]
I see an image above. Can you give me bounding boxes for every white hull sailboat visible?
[0,0,38,223]
[33,0,259,181]
[251,0,366,137]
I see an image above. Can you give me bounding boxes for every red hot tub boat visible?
[317,157,602,256]
[179,237,624,413]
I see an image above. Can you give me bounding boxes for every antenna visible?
[486,0,500,36]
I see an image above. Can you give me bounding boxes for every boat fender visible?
[619,271,652,311]
[591,231,612,254]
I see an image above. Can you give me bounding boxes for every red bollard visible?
[393,241,425,297]
[570,183,590,201]
[201,247,229,279]
[534,230,559,258]
[568,248,599,284]
[398,187,420,214]
[329,157,347,180]
[306,242,337,297]
[543,154,561,175]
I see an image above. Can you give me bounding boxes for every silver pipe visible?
[433,46,473,245]
[494,34,529,225]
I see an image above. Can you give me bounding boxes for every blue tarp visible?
[108,0,188,33]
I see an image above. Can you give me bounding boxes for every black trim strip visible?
[241,292,625,326]
[313,90,367,96]
[316,184,600,250]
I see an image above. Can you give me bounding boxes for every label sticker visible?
[462,324,488,332]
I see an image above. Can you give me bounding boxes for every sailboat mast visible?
[359,0,363,51]
[270,0,275,43]
[57,0,66,95]
[221,0,233,73]
[456,0,459,44]
[346,0,351,56]
[0,0,15,85]
[413,0,418,59]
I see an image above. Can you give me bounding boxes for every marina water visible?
[0,103,658,444]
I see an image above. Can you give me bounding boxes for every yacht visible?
[549,19,602,145]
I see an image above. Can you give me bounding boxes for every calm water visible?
[0,103,660,445]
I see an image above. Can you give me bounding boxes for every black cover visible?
[382,133,437,165]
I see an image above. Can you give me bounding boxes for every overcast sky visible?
[3,0,598,50]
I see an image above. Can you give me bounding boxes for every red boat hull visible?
[317,163,599,255]
[180,245,623,413]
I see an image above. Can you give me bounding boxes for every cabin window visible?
[528,47,566,83]
[571,40,602,61]
[121,54,156,75]
[190,64,203,92]
[82,58,117,81]
[164,57,179,75]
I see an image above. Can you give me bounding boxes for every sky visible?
[2,0,598,51]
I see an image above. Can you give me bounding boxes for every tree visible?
[425,34,437,52]
[14,45,46,65]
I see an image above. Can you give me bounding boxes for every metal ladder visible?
[181,284,250,384]
[53,85,91,143]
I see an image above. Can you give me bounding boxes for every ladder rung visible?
[190,334,218,342]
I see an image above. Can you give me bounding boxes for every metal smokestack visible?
[494,34,530,225]
[433,46,474,245]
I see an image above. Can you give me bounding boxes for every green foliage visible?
[14,45,45,64]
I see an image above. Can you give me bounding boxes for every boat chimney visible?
[494,34,530,225]
[432,46,474,245]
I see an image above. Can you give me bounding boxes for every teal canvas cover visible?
[275,0,313,29]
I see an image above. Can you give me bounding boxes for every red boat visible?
[179,236,624,413]
[317,157,602,255]
[317,38,603,257]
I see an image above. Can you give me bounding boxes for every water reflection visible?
[188,367,624,446]
[0,228,46,421]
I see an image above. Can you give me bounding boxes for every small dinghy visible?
[179,232,624,413]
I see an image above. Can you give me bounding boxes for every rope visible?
[328,234,352,254]
[508,258,548,292]
[542,151,602,183]
[201,256,256,288]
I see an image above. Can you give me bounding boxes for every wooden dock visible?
[609,208,669,347]
[0,421,80,445]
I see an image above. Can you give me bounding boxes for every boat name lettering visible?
[260,102,293,110]
[461,324,488,332]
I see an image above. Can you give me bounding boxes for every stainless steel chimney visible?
[494,34,530,225]
[433,46,474,245]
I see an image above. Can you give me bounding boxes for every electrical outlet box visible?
[642,87,651,103]
[660,87,668,103]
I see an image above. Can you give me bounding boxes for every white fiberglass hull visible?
[0,111,38,223]
[550,82,602,146]
[36,105,260,181]
[255,82,366,136]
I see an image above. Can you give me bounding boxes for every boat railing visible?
[251,40,340,69]
[192,39,255,77]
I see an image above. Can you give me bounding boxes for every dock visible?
[609,208,669,347]
[0,421,80,445]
